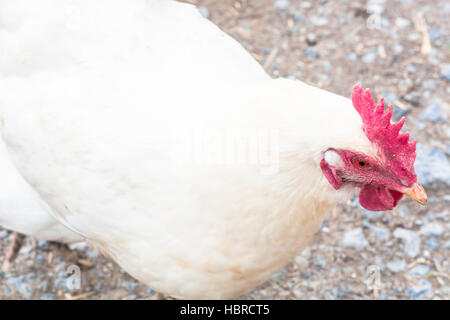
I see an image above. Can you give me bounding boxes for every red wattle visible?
[359,184,403,211]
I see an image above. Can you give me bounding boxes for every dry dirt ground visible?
[0,0,449,300]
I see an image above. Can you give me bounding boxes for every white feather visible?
[0,0,376,298]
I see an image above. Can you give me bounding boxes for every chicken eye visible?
[354,158,369,168]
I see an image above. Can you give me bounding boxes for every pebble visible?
[271,269,283,280]
[337,281,353,298]
[274,0,289,10]
[301,2,312,9]
[393,228,421,258]
[361,207,384,221]
[440,65,450,82]
[387,260,407,272]
[294,12,305,22]
[0,230,8,239]
[302,48,319,59]
[419,99,447,122]
[423,79,437,90]
[405,64,416,73]
[408,265,430,277]
[397,205,410,216]
[395,17,411,29]
[407,33,421,41]
[40,293,55,300]
[428,28,442,42]
[19,245,33,255]
[402,91,421,106]
[321,60,331,74]
[35,253,46,263]
[420,223,444,237]
[382,91,398,105]
[369,226,390,242]
[341,228,368,250]
[37,240,50,250]
[314,254,327,269]
[445,240,450,249]
[348,53,357,61]
[198,7,210,19]
[393,44,404,55]
[310,16,328,27]
[306,33,318,46]
[425,237,440,250]
[124,281,137,293]
[367,0,385,14]
[405,279,433,299]
[362,50,377,64]
[414,144,450,187]
[68,242,89,252]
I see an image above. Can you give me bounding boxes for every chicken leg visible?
[2,231,26,272]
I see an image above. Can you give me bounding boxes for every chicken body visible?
[0,0,376,298]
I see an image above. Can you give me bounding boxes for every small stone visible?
[19,245,33,255]
[306,33,317,46]
[415,144,450,187]
[425,237,440,250]
[341,228,368,250]
[293,12,304,22]
[408,265,430,277]
[382,91,398,105]
[405,279,433,299]
[362,50,377,64]
[86,248,100,259]
[310,16,328,27]
[124,282,137,293]
[370,226,390,242]
[314,254,327,269]
[35,253,46,263]
[361,207,384,221]
[393,228,421,257]
[419,99,447,122]
[198,7,210,19]
[271,270,282,280]
[398,205,409,215]
[445,240,450,249]
[0,230,8,239]
[420,223,444,237]
[393,44,404,55]
[337,281,353,298]
[348,53,357,61]
[405,64,416,73]
[39,282,49,292]
[302,48,319,59]
[274,0,289,10]
[387,260,407,272]
[40,293,55,300]
[423,79,437,90]
[93,284,102,291]
[440,65,450,82]
[408,33,421,41]
[402,91,421,106]
[37,240,50,249]
[68,242,89,251]
[300,2,312,9]
[367,0,385,14]
[395,17,411,29]
[428,28,442,42]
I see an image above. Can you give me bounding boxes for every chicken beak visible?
[400,182,427,205]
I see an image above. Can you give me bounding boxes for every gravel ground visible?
[0,0,449,300]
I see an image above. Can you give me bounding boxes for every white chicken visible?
[0,0,426,299]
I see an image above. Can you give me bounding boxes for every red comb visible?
[351,84,416,170]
